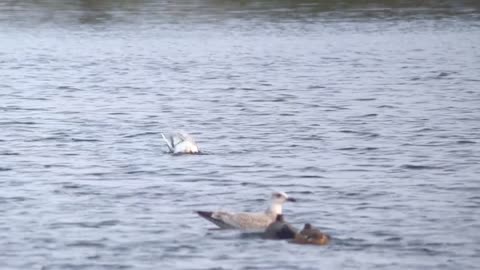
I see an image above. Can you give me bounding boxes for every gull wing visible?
[197,211,273,230]
[197,211,274,230]
[161,133,174,152]
[220,212,274,230]
[197,211,236,229]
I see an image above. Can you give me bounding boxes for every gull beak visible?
[287,197,296,202]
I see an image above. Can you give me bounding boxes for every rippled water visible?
[1,1,480,269]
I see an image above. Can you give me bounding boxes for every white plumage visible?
[161,132,199,154]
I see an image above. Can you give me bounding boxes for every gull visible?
[196,192,296,231]
[161,132,199,154]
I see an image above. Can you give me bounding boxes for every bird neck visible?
[266,202,283,215]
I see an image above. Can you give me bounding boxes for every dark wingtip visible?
[196,211,213,218]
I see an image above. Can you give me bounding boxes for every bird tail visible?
[196,211,213,219]
[196,211,233,229]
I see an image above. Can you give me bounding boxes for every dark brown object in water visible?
[292,223,330,245]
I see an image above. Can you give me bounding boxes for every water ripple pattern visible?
[0,1,479,270]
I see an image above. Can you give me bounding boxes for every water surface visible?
[1,1,479,269]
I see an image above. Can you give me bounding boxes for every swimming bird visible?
[196,192,296,231]
[292,223,330,245]
[263,214,298,239]
[161,132,199,154]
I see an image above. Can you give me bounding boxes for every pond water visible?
[1,1,479,269]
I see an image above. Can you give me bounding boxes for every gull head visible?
[267,192,295,215]
[271,191,296,204]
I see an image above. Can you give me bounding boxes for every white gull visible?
[161,132,199,154]
[196,192,296,231]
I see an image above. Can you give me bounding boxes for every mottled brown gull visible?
[196,192,296,231]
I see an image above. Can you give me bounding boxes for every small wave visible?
[0,196,28,202]
[123,131,159,138]
[62,183,82,189]
[386,236,403,242]
[0,106,44,112]
[371,230,396,237]
[22,97,48,101]
[436,71,453,78]
[337,147,357,151]
[333,237,367,247]
[325,105,348,111]
[295,190,316,195]
[307,85,326,89]
[66,240,106,248]
[339,129,380,138]
[85,172,107,176]
[400,164,440,170]
[416,127,434,132]
[50,220,119,229]
[49,263,131,270]
[71,138,100,142]
[0,152,20,156]
[336,147,378,151]
[57,85,80,91]
[44,164,69,168]
[299,175,322,179]
[301,166,326,172]
[354,98,376,101]
[0,121,36,125]
[457,140,475,144]
[126,170,158,175]
[29,137,63,142]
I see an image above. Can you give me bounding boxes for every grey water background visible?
[1,0,480,269]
